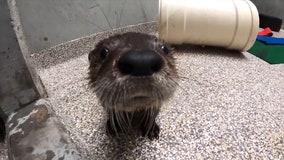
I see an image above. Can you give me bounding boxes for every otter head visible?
[88,32,178,112]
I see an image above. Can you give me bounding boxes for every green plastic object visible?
[248,41,284,64]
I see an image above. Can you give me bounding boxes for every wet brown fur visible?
[88,32,178,140]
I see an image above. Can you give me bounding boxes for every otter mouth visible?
[124,95,155,110]
[128,93,154,105]
[132,96,151,101]
[129,92,152,100]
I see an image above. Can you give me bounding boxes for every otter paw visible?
[142,122,160,140]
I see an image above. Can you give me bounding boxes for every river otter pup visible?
[88,32,178,140]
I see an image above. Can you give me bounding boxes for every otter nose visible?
[117,50,164,76]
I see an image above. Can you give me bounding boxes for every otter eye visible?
[100,48,109,59]
[160,45,169,54]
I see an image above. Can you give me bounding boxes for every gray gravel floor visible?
[34,23,284,159]
[0,143,7,160]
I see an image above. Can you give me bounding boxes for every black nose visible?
[117,50,164,76]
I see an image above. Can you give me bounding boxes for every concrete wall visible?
[251,0,284,24]
[0,0,45,117]
[14,0,158,53]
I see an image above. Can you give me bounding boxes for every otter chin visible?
[88,32,178,140]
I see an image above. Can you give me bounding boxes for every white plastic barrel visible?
[158,0,259,51]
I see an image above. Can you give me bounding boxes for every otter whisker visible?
[144,106,155,137]
[145,108,151,128]
[121,111,129,130]
[109,109,118,136]
[176,83,189,95]
[175,75,189,81]
[115,109,125,134]
[129,111,135,129]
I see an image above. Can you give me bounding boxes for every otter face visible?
[88,32,178,112]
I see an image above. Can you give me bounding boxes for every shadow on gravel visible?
[173,44,246,59]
